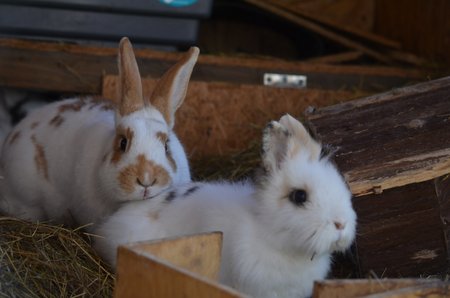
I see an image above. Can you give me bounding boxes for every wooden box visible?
[115,232,450,297]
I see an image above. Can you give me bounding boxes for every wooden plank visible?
[124,232,223,281]
[305,76,450,196]
[0,38,424,94]
[353,179,448,277]
[363,282,450,298]
[374,0,450,65]
[115,233,242,298]
[313,279,442,298]
[305,51,363,64]
[244,0,393,64]
[265,0,401,50]
[265,0,376,33]
[103,75,358,157]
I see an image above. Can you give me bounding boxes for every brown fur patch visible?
[156,132,177,171]
[156,132,168,143]
[58,101,85,113]
[148,211,160,221]
[31,135,49,180]
[49,115,64,127]
[8,131,21,145]
[111,126,135,164]
[166,151,177,172]
[30,122,39,129]
[88,96,115,111]
[118,154,170,194]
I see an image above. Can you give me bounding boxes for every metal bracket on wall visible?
[263,73,307,88]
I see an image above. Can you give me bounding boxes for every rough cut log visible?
[0,38,424,94]
[306,76,450,277]
[305,76,450,197]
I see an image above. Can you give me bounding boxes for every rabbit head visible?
[256,114,356,258]
[101,38,198,202]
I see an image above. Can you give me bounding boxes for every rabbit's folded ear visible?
[118,37,144,117]
[261,120,290,173]
[279,114,322,161]
[149,47,199,128]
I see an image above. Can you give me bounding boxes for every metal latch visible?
[263,73,307,88]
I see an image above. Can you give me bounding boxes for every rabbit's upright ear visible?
[118,37,144,117]
[279,114,321,161]
[261,120,290,173]
[149,47,199,128]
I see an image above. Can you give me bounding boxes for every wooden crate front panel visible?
[354,178,448,277]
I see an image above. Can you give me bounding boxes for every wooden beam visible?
[306,76,450,196]
[305,51,363,64]
[244,0,394,64]
[0,38,424,94]
[266,0,402,50]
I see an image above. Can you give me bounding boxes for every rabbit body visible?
[0,38,198,229]
[1,97,188,226]
[94,115,357,298]
[95,181,331,298]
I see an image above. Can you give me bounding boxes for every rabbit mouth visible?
[142,187,169,200]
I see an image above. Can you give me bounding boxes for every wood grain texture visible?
[115,233,242,298]
[0,38,424,94]
[353,179,448,277]
[305,76,450,196]
[313,279,444,298]
[263,0,400,49]
[124,232,222,281]
[244,0,393,64]
[268,0,376,33]
[435,174,450,264]
[374,0,450,65]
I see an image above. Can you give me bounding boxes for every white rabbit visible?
[94,114,357,298]
[0,37,197,230]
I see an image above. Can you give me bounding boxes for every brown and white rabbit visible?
[94,114,357,298]
[0,38,197,230]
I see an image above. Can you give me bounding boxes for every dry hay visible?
[0,217,114,298]
[190,141,261,182]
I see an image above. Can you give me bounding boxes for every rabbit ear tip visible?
[120,37,130,45]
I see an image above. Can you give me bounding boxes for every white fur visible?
[0,38,197,230]
[0,98,189,227]
[94,114,357,298]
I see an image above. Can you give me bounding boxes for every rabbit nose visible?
[334,221,346,230]
[136,177,157,188]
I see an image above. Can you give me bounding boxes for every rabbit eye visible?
[164,141,169,153]
[289,189,307,207]
[119,137,128,152]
